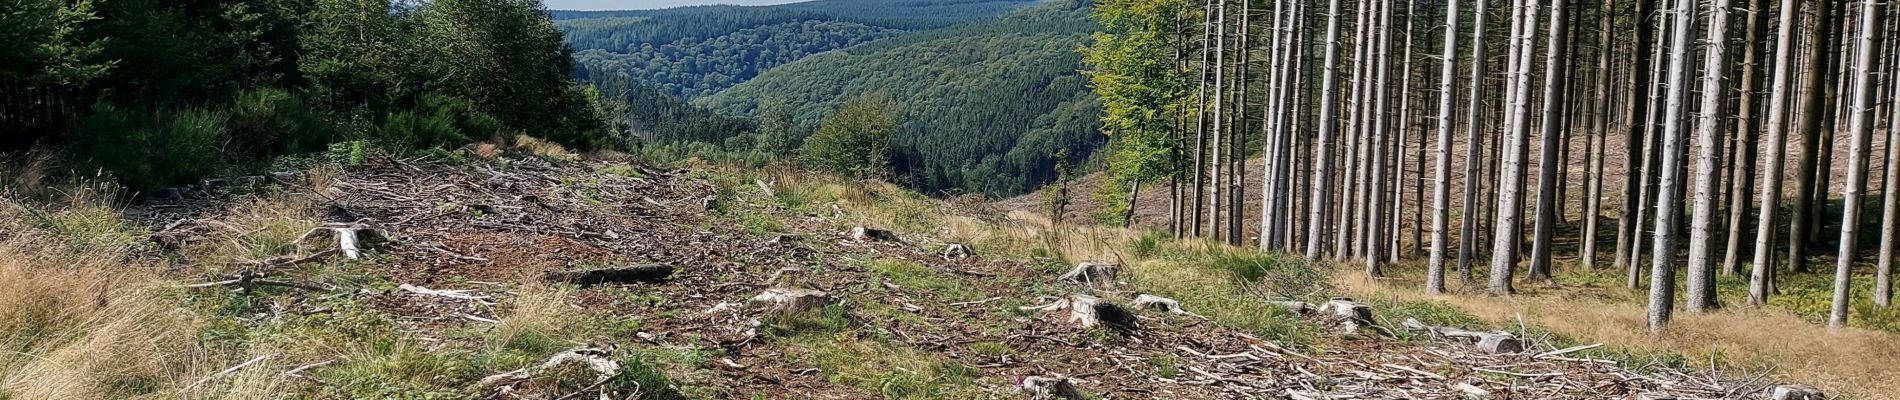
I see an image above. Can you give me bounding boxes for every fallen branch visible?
[398,283,493,302]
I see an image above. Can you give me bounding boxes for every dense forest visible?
[703,0,1105,196]
[1,0,609,188]
[1087,0,1900,332]
[569,20,899,98]
[556,0,1033,99]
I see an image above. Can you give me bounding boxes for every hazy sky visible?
[544,0,806,10]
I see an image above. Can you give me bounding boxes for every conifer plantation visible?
[1085,0,1900,332]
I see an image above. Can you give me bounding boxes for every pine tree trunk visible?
[1878,29,1900,307]
[1724,0,1771,276]
[1490,0,1541,294]
[1457,0,1493,281]
[1832,0,1885,330]
[1261,0,1290,251]
[1429,0,1462,294]
[1686,0,1734,312]
[1752,0,1805,306]
[1306,0,1348,262]
[1630,0,1673,288]
[1229,0,1250,246]
[1791,0,1840,273]
[1583,0,1615,271]
[1615,0,1658,279]
[1530,0,1574,283]
[1648,0,1698,332]
[1392,0,1420,263]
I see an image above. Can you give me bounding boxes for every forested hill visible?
[699,0,1103,197]
[556,0,1036,98]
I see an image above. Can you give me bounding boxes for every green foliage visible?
[570,21,899,98]
[800,98,897,178]
[226,87,333,156]
[1085,0,1187,222]
[5,0,612,188]
[703,1,1104,197]
[74,104,227,188]
[752,97,805,156]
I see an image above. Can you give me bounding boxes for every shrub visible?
[799,98,896,178]
[225,87,333,156]
[74,103,227,189]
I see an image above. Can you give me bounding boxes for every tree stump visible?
[1058,261,1120,291]
[1016,376,1086,400]
[1769,384,1824,400]
[749,288,832,316]
[849,226,899,242]
[1019,294,1138,333]
[942,243,976,260]
[1318,298,1374,333]
[544,264,674,286]
[1401,318,1526,354]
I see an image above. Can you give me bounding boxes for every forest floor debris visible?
[110,154,1823,398]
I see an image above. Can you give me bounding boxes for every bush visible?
[225,88,333,156]
[74,103,227,189]
[799,98,896,178]
[364,93,498,150]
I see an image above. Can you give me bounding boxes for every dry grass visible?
[1334,263,1900,399]
[513,135,577,161]
[0,186,279,399]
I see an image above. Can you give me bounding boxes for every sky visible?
[543,0,807,11]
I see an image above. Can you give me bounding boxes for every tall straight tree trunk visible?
[1229,0,1250,246]
[1458,0,1493,281]
[1630,0,1673,287]
[1306,0,1348,262]
[1648,0,1698,332]
[1879,12,1900,306]
[1428,0,1461,294]
[1392,0,1420,262]
[1490,0,1540,294]
[1208,0,1228,240]
[1832,0,1885,329]
[1791,0,1839,273]
[1367,0,1396,276]
[1616,0,1659,277]
[1725,0,1771,275]
[1193,0,1215,239]
[1261,0,1290,251]
[1752,0,1805,305]
[1340,0,1377,259]
[1530,0,1574,282]
[1583,0,1615,271]
[1686,0,1734,312]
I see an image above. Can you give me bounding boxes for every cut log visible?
[1058,261,1120,291]
[1634,392,1676,400]
[849,226,899,242]
[1769,384,1824,400]
[1318,298,1374,333]
[1016,376,1086,400]
[479,347,619,387]
[544,264,674,286]
[749,288,832,316]
[1019,294,1138,333]
[942,243,976,260]
[1131,294,1203,318]
[1402,318,1527,354]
